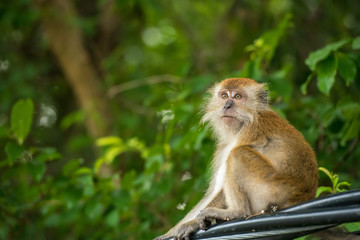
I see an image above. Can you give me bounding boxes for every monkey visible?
[154,78,318,240]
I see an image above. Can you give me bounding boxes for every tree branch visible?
[98,0,120,58]
[35,0,112,139]
[107,74,180,98]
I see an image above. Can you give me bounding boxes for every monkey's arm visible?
[153,191,226,240]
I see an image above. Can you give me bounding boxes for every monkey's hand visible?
[153,220,199,240]
[196,207,245,230]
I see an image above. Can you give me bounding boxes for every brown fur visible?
[154,78,318,240]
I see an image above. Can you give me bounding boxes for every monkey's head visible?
[202,78,268,140]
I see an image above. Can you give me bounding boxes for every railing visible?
[179,190,360,240]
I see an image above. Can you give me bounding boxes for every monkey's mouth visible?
[221,115,237,123]
[222,115,236,119]
[221,115,238,125]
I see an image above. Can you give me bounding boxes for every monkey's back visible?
[257,110,318,202]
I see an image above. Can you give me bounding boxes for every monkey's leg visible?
[196,181,251,230]
[229,146,305,211]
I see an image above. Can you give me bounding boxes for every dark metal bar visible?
[194,206,360,239]
[166,190,360,240]
[194,225,334,240]
[280,189,360,213]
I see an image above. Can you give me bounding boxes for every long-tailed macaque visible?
[154,78,318,240]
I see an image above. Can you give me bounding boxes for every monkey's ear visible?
[258,89,268,106]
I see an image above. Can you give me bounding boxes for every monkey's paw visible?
[153,220,199,240]
[196,208,227,230]
[153,235,170,240]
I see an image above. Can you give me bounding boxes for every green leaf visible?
[352,36,360,49]
[94,157,105,174]
[244,14,292,62]
[337,53,357,85]
[331,174,339,189]
[60,110,85,130]
[10,98,34,145]
[316,54,337,95]
[105,210,119,228]
[293,236,308,240]
[28,161,46,182]
[259,14,293,62]
[95,143,126,173]
[113,189,131,210]
[316,186,333,197]
[96,136,123,147]
[74,167,93,176]
[5,141,25,165]
[85,201,104,220]
[322,108,337,127]
[301,73,314,95]
[104,146,127,163]
[0,126,10,139]
[305,39,349,71]
[44,214,61,227]
[338,102,360,120]
[341,119,360,146]
[319,167,333,179]
[122,170,136,190]
[336,181,351,189]
[343,222,360,232]
[36,147,62,162]
[75,174,94,196]
[63,158,84,176]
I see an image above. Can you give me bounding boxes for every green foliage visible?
[0,84,211,239]
[315,168,358,239]
[316,167,351,197]
[305,39,349,72]
[241,14,292,80]
[302,38,358,95]
[95,136,148,173]
[343,222,360,233]
[301,37,360,150]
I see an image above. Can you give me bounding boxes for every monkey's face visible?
[202,78,268,138]
[217,88,248,126]
[202,85,253,135]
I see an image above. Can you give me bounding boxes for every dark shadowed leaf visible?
[28,161,46,182]
[301,73,314,95]
[337,53,357,85]
[105,209,119,228]
[5,141,25,165]
[341,119,360,146]
[316,54,337,95]
[352,37,360,49]
[305,39,349,71]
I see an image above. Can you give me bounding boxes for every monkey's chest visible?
[213,142,238,194]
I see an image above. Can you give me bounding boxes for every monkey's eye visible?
[221,93,228,99]
[234,94,242,100]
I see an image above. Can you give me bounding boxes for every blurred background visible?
[0,0,360,239]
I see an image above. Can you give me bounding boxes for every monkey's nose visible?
[224,99,234,110]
